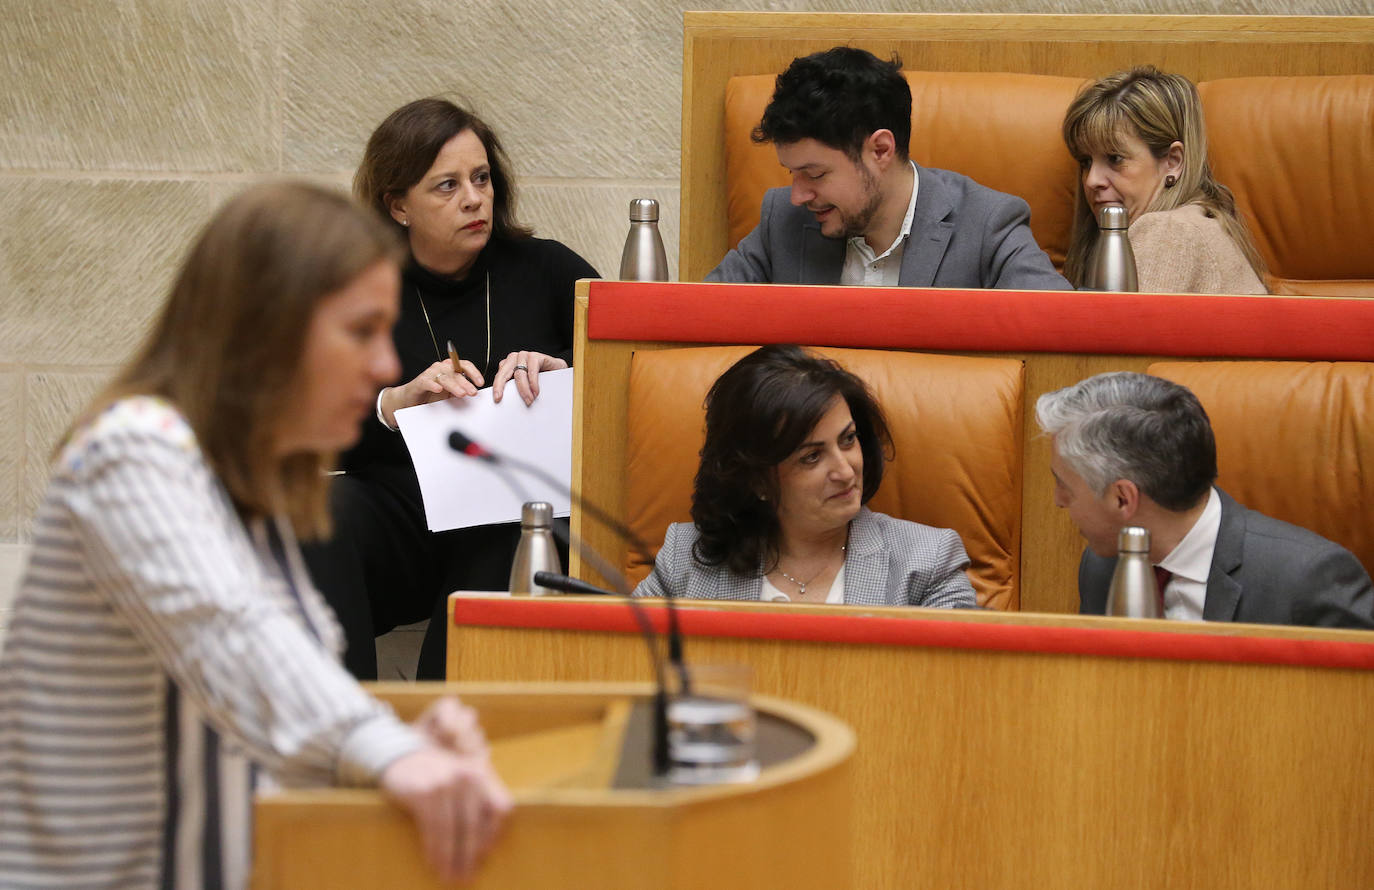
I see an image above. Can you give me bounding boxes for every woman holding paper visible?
[302,98,599,680]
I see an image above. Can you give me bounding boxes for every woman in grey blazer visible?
[633,346,975,608]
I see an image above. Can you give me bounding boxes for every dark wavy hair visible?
[354,97,532,242]
[691,345,893,576]
[752,46,911,162]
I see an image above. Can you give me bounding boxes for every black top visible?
[341,235,599,501]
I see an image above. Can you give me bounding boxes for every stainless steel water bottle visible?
[508,502,562,596]
[619,198,669,281]
[1105,526,1161,618]
[1084,203,1138,292]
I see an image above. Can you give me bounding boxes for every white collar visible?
[1158,487,1222,584]
[849,160,920,260]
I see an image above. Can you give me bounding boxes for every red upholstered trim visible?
[452,598,1374,671]
[585,281,1374,361]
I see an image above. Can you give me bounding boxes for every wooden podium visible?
[447,597,1374,889]
[250,682,854,890]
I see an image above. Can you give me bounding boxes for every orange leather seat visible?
[724,71,1084,268]
[1199,75,1374,297]
[724,70,1374,296]
[1147,360,1374,578]
[624,346,1025,609]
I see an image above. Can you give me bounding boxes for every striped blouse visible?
[0,396,423,889]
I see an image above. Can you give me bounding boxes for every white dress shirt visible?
[840,161,919,286]
[1157,487,1223,620]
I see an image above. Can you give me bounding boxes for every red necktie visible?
[1153,566,1172,616]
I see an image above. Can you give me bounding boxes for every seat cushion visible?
[1200,75,1374,292]
[1147,360,1374,579]
[723,70,1084,268]
[625,346,1025,609]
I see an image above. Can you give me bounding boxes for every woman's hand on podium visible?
[415,696,489,757]
[381,742,512,882]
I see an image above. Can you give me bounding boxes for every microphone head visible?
[448,430,495,461]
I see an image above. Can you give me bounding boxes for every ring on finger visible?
[514,364,528,373]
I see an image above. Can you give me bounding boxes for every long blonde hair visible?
[1061,66,1267,287]
[76,182,405,538]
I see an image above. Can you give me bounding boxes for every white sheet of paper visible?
[395,368,573,531]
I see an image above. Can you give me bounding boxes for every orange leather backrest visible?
[723,70,1085,268]
[1199,76,1374,297]
[1146,361,1374,578]
[724,71,1374,295]
[624,346,1025,609]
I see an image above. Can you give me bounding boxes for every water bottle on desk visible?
[619,198,669,281]
[508,502,561,596]
[1084,203,1138,291]
[1105,526,1161,618]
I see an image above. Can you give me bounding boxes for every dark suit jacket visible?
[706,164,1069,290]
[1079,489,1374,629]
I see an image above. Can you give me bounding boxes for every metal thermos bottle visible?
[1084,203,1138,291]
[619,198,669,281]
[508,502,562,596]
[1105,526,1162,618]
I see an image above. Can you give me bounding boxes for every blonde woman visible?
[1061,66,1268,294]
[0,183,509,888]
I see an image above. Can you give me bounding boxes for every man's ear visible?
[865,129,899,171]
[1107,479,1141,521]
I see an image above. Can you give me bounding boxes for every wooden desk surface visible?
[450,597,1374,889]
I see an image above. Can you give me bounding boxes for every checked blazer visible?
[632,507,976,608]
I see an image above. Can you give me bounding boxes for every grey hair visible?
[1035,372,1216,512]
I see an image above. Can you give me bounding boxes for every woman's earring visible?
[1164,175,1177,188]
[400,219,410,226]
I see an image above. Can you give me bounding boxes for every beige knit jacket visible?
[1129,203,1268,295]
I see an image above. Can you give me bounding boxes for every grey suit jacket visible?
[1079,489,1374,629]
[706,164,1069,290]
[632,507,976,608]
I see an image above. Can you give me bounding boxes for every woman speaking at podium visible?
[0,183,509,888]
[634,346,976,607]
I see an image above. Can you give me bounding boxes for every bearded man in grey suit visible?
[707,47,1068,291]
[1036,372,1374,629]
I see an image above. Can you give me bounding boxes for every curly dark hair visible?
[354,97,532,243]
[691,345,893,576]
[752,46,911,162]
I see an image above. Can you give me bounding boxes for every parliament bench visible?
[571,279,1374,614]
[682,12,1374,296]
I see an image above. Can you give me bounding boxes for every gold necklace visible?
[414,270,491,372]
[775,541,848,597]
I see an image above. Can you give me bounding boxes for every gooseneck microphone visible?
[447,430,688,775]
[532,571,616,596]
[447,431,688,667]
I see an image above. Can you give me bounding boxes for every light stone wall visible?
[0,0,1362,545]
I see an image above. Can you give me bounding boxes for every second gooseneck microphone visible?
[447,430,688,774]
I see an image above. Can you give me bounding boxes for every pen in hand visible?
[447,340,474,384]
